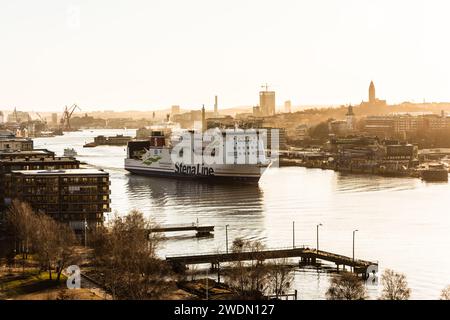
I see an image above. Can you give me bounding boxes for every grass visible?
[0,269,67,299]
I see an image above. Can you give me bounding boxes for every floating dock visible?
[149,223,214,237]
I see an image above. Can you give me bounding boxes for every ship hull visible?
[125,159,266,184]
[126,167,261,183]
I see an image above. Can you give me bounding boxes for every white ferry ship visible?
[125,129,271,183]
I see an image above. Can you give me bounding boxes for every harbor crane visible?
[35,112,47,124]
[60,104,81,131]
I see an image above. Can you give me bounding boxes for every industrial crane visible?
[60,104,81,131]
[36,112,47,124]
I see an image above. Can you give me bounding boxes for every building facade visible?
[259,90,276,116]
[0,151,80,211]
[10,169,111,231]
[365,114,450,137]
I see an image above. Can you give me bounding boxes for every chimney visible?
[202,105,206,132]
[214,95,218,115]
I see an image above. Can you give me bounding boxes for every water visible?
[34,129,450,300]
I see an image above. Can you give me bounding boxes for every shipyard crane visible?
[36,112,47,124]
[60,104,81,131]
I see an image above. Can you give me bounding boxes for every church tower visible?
[369,81,376,104]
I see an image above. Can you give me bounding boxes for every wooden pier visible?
[149,223,214,237]
[166,246,377,277]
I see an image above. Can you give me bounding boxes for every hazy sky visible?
[1,0,450,111]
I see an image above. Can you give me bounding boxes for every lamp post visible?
[84,218,88,248]
[316,223,322,253]
[353,229,358,271]
[225,225,229,254]
[293,221,295,249]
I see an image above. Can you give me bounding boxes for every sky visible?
[1,0,450,112]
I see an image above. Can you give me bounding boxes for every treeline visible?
[2,200,78,281]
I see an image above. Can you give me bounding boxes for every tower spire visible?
[369,81,376,104]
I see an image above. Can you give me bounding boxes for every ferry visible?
[125,129,271,183]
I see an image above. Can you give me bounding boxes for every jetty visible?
[149,223,214,237]
[166,246,377,277]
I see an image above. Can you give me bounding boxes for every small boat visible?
[421,163,448,182]
[83,142,97,148]
[63,148,78,157]
[38,131,55,137]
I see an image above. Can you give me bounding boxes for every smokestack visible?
[202,104,206,132]
[214,95,218,116]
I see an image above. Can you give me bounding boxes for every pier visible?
[166,246,377,277]
[149,223,214,237]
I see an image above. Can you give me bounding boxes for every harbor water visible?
[34,129,450,299]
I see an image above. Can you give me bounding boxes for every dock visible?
[166,246,377,277]
[149,223,214,237]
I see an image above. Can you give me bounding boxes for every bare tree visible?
[54,223,78,281]
[326,272,367,300]
[227,238,270,299]
[379,269,411,300]
[5,200,36,262]
[440,285,450,300]
[91,210,173,300]
[5,200,77,280]
[32,213,59,279]
[267,258,294,299]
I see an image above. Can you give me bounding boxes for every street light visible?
[316,223,323,253]
[292,221,295,249]
[225,225,230,254]
[353,229,358,268]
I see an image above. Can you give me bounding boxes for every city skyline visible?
[2,0,450,111]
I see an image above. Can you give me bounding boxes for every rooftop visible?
[0,137,32,142]
[0,149,55,158]
[12,168,108,176]
[0,157,78,163]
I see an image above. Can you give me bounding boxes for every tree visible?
[379,269,411,300]
[266,258,294,299]
[5,200,36,261]
[440,285,450,300]
[31,212,77,280]
[227,238,270,299]
[91,210,173,300]
[309,121,330,140]
[326,272,367,300]
[5,200,77,279]
[54,223,78,281]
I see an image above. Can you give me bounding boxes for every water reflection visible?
[126,173,264,216]
[334,172,421,194]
